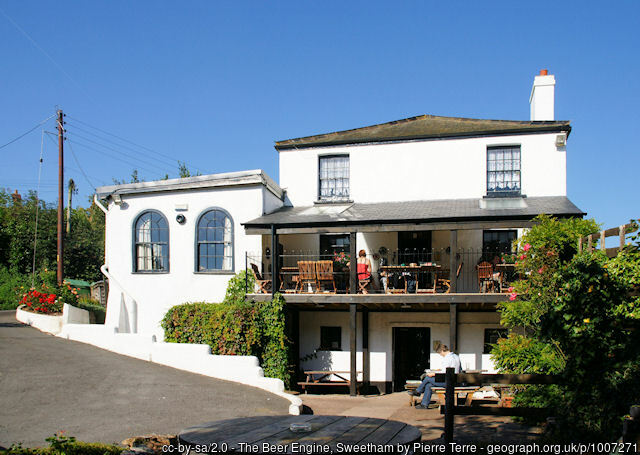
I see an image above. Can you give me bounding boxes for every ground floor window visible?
[319,326,342,350]
[483,328,509,354]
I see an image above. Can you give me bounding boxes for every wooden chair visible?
[250,263,271,294]
[477,261,495,293]
[297,261,317,293]
[316,260,337,293]
[437,262,463,293]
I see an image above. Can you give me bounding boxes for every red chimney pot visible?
[540,69,548,76]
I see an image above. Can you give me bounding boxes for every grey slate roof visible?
[275,115,571,150]
[95,169,283,200]
[242,196,585,228]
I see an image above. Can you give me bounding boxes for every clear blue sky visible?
[1,1,638,229]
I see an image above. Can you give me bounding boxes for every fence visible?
[246,248,519,294]
[434,368,559,448]
[578,221,638,257]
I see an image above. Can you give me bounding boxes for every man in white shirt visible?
[408,344,461,409]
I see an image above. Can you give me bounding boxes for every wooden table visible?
[493,263,516,292]
[179,415,422,454]
[298,370,361,393]
[380,265,421,293]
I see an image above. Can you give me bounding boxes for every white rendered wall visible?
[104,186,277,338]
[298,311,502,383]
[279,133,566,206]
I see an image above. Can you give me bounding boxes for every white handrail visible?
[100,264,138,333]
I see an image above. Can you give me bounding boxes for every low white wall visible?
[16,306,63,335]
[58,324,302,415]
[62,303,90,325]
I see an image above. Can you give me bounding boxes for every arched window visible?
[133,211,169,272]
[196,208,233,272]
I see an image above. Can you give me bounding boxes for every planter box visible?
[16,305,63,335]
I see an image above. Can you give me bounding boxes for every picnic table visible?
[405,380,480,406]
[298,370,362,393]
[178,415,422,454]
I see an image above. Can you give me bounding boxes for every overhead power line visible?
[65,115,208,174]
[0,114,56,150]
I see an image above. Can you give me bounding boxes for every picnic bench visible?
[298,370,362,393]
[404,380,480,406]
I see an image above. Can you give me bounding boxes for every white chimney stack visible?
[529,69,555,121]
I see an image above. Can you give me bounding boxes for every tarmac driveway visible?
[0,310,289,448]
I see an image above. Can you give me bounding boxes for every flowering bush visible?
[20,288,61,314]
[19,280,80,315]
[332,251,350,271]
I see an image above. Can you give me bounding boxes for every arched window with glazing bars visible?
[133,210,169,272]
[196,208,233,272]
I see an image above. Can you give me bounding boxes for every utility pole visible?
[57,109,64,286]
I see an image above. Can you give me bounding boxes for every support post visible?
[620,225,626,252]
[362,307,370,389]
[349,232,357,294]
[449,230,458,294]
[245,251,248,296]
[444,367,456,448]
[600,230,606,252]
[271,225,279,297]
[57,110,64,286]
[578,237,583,253]
[450,303,458,353]
[349,302,357,396]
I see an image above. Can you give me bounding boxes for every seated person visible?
[408,344,461,409]
[357,249,372,293]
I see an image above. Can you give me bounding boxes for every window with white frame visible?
[487,146,521,196]
[134,211,169,272]
[196,209,233,272]
[318,155,350,201]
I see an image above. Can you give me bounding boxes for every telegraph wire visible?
[66,139,167,179]
[0,114,56,150]
[65,115,208,174]
[66,140,97,191]
[0,8,95,103]
[66,132,172,174]
[66,130,175,172]
[65,122,178,168]
[31,129,45,286]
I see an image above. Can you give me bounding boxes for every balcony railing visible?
[246,249,518,295]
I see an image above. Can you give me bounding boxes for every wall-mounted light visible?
[176,214,186,224]
[113,194,123,206]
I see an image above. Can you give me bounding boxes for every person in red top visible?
[356,249,372,293]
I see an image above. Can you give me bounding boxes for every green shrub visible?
[0,267,31,310]
[5,432,123,454]
[162,273,292,387]
[71,297,106,324]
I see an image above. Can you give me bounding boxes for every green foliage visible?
[492,215,640,440]
[0,188,105,283]
[71,297,106,324]
[223,269,255,305]
[162,273,292,386]
[0,266,31,309]
[5,432,123,454]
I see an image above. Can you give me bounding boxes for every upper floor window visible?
[196,209,233,272]
[487,146,521,196]
[319,155,350,202]
[134,211,169,272]
[483,230,517,254]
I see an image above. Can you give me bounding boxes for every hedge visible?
[161,276,292,387]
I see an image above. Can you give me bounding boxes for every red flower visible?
[509,293,518,301]
[523,243,532,252]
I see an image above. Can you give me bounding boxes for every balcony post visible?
[349,232,357,294]
[350,302,357,396]
[362,306,370,390]
[271,225,279,297]
[449,230,458,293]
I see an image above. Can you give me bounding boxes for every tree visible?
[492,215,640,440]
